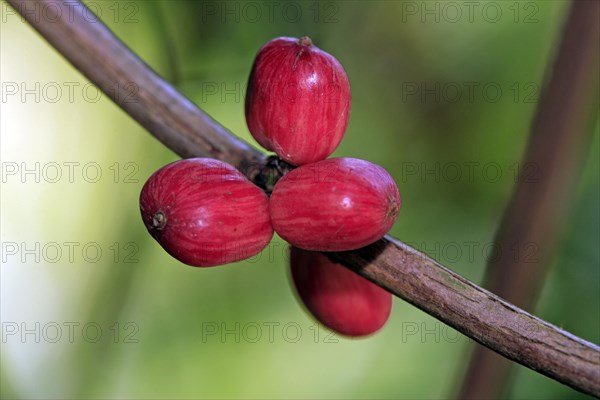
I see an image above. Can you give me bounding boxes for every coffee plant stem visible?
[459,0,600,398]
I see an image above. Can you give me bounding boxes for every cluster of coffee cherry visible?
[140,36,401,337]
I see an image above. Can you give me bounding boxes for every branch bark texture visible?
[459,0,600,397]
[6,0,600,397]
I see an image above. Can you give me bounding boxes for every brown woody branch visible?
[459,0,600,398]
[6,0,599,397]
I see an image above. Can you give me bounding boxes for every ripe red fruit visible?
[290,247,392,337]
[245,36,351,166]
[139,158,273,267]
[270,158,400,251]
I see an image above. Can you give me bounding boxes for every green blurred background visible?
[1,1,598,399]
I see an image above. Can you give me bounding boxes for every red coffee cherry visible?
[139,158,273,267]
[270,158,400,251]
[245,36,351,166]
[290,247,392,337]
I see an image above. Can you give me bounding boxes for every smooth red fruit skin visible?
[139,158,273,267]
[245,36,351,166]
[290,247,392,337]
[270,158,400,251]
